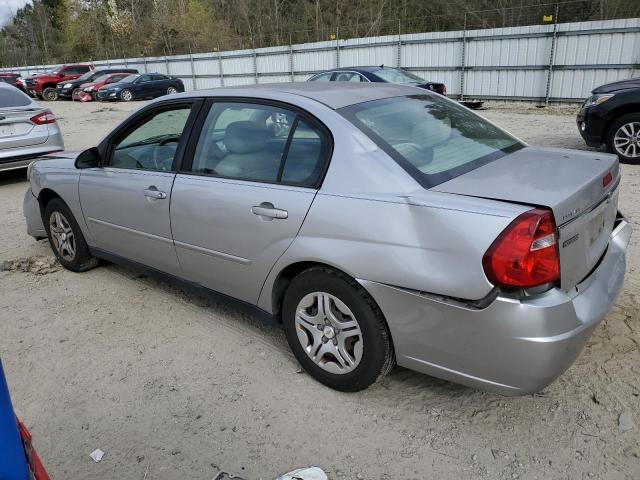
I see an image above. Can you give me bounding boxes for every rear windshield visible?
[374,68,425,84]
[0,87,31,107]
[339,94,522,188]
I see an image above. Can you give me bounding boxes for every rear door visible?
[79,99,202,275]
[170,99,332,303]
[0,88,47,151]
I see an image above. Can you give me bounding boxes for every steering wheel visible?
[152,138,180,170]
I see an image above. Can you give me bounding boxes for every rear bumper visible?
[0,128,64,172]
[24,188,46,238]
[360,214,632,395]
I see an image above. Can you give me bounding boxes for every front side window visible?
[190,102,329,187]
[110,106,192,171]
[340,94,522,187]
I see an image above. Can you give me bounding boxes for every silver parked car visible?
[23,83,631,394]
[0,83,64,172]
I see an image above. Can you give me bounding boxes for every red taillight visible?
[30,111,56,125]
[483,208,560,288]
[602,171,612,187]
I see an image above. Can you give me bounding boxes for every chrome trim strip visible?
[174,240,252,265]
[87,217,174,245]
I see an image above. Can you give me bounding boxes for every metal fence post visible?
[396,19,402,68]
[289,33,295,82]
[165,55,170,76]
[189,48,197,91]
[252,35,259,84]
[460,13,467,101]
[217,43,225,87]
[335,27,340,68]
[143,56,147,73]
[544,3,560,106]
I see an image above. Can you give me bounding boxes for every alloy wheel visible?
[49,211,76,262]
[167,86,177,94]
[120,89,133,101]
[614,121,640,158]
[294,292,363,375]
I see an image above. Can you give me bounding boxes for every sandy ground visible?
[1,100,639,480]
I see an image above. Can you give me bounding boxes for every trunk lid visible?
[433,146,620,290]
[0,106,48,148]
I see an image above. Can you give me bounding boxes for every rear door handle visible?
[252,203,288,219]
[144,186,167,199]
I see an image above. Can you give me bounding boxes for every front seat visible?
[215,121,280,181]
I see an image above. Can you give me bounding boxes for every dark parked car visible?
[577,77,640,164]
[96,73,184,101]
[56,68,139,100]
[309,66,447,95]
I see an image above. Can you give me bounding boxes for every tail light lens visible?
[30,111,56,125]
[483,208,560,288]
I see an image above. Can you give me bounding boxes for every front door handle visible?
[252,202,288,220]
[144,186,167,199]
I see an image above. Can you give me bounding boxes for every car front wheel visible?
[42,87,58,101]
[44,198,99,272]
[282,267,395,392]
[120,89,133,102]
[606,113,640,164]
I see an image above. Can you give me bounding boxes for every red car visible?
[73,72,134,101]
[0,73,27,92]
[24,64,93,100]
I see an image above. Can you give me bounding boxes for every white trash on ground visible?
[89,448,105,462]
[275,466,328,480]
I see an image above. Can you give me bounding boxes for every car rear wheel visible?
[282,267,395,391]
[167,86,178,95]
[42,87,58,101]
[606,113,640,164]
[44,198,99,272]
[120,89,133,102]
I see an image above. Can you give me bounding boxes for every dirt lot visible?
[1,100,639,480]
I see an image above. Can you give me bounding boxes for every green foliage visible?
[0,0,638,67]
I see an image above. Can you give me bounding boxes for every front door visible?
[79,101,200,275]
[171,100,331,303]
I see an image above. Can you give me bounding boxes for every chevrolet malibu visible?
[23,83,631,394]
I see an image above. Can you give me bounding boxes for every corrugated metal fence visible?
[3,17,639,103]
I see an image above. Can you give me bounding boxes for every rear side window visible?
[340,94,523,188]
[189,102,331,187]
[309,72,333,82]
[0,87,31,107]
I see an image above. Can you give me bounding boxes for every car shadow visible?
[0,169,27,186]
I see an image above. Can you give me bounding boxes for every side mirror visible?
[75,147,102,169]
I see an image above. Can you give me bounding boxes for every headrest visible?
[411,117,451,148]
[224,121,268,154]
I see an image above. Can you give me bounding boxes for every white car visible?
[0,83,64,172]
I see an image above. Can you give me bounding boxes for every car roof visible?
[178,82,423,109]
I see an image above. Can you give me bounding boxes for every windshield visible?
[77,71,95,81]
[93,74,110,83]
[46,67,61,75]
[340,94,523,188]
[375,68,426,84]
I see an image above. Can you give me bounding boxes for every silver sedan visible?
[0,83,64,172]
[23,83,631,394]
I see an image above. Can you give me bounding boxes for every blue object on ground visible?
[0,359,29,480]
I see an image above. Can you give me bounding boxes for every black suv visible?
[56,68,139,99]
[577,77,640,164]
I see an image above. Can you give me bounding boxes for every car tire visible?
[42,87,58,101]
[44,198,99,272]
[91,91,98,101]
[167,86,178,95]
[606,113,640,164]
[120,89,133,102]
[71,87,81,99]
[282,267,395,392]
